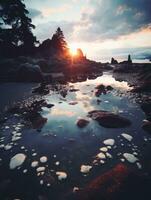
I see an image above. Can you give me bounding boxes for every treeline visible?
[0,0,69,58]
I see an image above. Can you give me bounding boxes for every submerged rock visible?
[9,153,26,169]
[40,156,48,163]
[76,119,89,128]
[56,171,67,181]
[76,164,130,200]
[103,139,115,146]
[80,165,92,174]
[121,133,133,141]
[123,153,138,163]
[88,110,131,128]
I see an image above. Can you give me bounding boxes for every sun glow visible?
[70,47,77,56]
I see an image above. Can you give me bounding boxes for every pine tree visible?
[0,0,37,47]
[51,27,68,54]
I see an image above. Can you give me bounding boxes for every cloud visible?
[41,4,71,17]
[28,8,43,19]
[34,20,78,42]
[34,0,151,43]
[75,0,151,41]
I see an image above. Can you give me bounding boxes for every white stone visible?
[31,161,39,168]
[40,156,48,163]
[36,167,45,172]
[121,133,133,142]
[99,147,108,152]
[123,153,138,163]
[96,152,106,159]
[80,165,92,173]
[103,139,115,146]
[9,153,26,169]
[56,171,67,180]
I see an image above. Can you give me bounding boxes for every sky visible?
[24,0,151,62]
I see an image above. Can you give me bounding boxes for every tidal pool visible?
[0,72,151,200]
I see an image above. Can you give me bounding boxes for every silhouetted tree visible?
[0,0,37,48]
[51,27,69,55]
[128,54,132,63]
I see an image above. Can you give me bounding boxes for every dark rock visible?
[95,84,106,97]
[69,89,80,92]
[88,110,131,128]
[32,83,49,95]
[97,99,102,104]
[132,81,151,93]
[111,57,118,64]
[95,84,105,90]
[76,119,89,128]
[74,163,150,200]
[141,102,151,121]
[142,121,151,133]
[69,101,78,105]
[106,85,113,91]
[17,63,43,82]
[76,164,129,200]
[46,104,54,108]
[95,85,113,97]
[31,113,47,129]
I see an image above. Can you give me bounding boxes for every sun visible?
[70,47,77,56]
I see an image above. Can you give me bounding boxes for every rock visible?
[88,110,131,128]
[17,63,43,82]
[56,171,67,181]
[111,57,118,64]
[69,88,79,92]
[46,103,54,108]
[76,119,89,128]
[80,165,92,173]
[95,85,105,90]
[142,121,151,133]
[32,83,49,95]
[74,163,151,200]
[9,153,26,169]
[123,153,138,163]
[141,102,151,121]
[76,164,130,200]
[69,101,78,105]
[95,85,113,97]
[32,114,47,130]
[106,85,113,91]
[95,85,106,96]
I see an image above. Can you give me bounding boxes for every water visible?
[0,72,151,200]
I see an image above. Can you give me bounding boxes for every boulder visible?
[88,110,131,128]
[76,119,89,128]
[17,63,43,82]
[74,163,149,200]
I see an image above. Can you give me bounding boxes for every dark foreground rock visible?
[32,83,50,95]
[88,110,131,128]
[76,119,89,128]
[142,121,151,133]
[16,63,43,82]
[70,163,151,200]
[8,99,54,130]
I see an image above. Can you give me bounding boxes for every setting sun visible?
[70,47,77,56]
